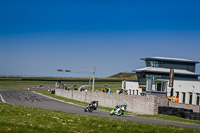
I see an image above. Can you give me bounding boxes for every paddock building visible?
[122,57,200,105]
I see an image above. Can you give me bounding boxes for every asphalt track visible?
[0,90,200,129]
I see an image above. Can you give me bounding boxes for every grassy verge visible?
[0,101,199,133]
[36,91,200,125]
[0,80,121,86]
[0,80,122,93]
[0,81,56,86]
[0,88,28,91]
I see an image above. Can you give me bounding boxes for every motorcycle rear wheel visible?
[117,110,122,116]
[88,107,94,113]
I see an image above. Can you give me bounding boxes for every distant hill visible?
[107,72,138,80]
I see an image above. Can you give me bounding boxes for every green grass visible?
[0,80,121,86]
[37,91,200,125]
[0,76,123,82]
[0,80,122,93]
[0,88,28,91]
[0,81,56,86]
[0,101,199,133]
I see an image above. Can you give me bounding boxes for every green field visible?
[0,101,199,133]
[0,80,56,86]
[0,80,122,93]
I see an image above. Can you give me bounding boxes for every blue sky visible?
[0,0,200,78]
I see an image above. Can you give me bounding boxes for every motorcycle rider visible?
[123,103,127,111]
[110,103,127,116]
[84,100,99,112]
[120,103,127,115]
[116,104,127,114]
[91,100,98,110]
[115,103,127,110]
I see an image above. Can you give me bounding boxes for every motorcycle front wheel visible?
[110,110,114,115]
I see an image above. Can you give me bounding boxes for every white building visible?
[122,57,200,105]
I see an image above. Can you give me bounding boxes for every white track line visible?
[32,91,85,107]
[32,91,109,112]
[0,94,6,103]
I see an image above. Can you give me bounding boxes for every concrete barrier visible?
[55,89,200,114]
[169,102,200,113]
[55,89,161,114]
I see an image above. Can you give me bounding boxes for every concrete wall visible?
[56,89,200,114]
[169,101,200,113]
[56,89,161,114]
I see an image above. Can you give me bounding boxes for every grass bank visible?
[0,101,199,133]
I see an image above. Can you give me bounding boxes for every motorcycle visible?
[110,104,127,116]
[84,101,98,113]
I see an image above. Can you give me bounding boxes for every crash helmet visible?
[124,103,127,107]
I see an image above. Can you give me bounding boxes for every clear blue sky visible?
[0,0,200,78]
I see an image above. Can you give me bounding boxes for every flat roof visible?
[134,67,200,76]
[140,57,199,63]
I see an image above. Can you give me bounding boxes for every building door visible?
[197,93,200,105]
[182,92,185,103]
[176,92,179,98]
[156,82,161,91]
[189,92,192,104]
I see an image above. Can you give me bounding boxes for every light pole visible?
[57,66,96,92]
[92,66,96,92]
[89,72,91,91]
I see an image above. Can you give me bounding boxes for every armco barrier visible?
[55,89,164,114]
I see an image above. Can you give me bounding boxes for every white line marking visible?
[32,91,109,112]
[0,94,6,103]
[32,91,85,107]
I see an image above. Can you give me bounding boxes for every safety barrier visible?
[158,106,200,121]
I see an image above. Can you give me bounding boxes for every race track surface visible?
[0,90,200,129]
